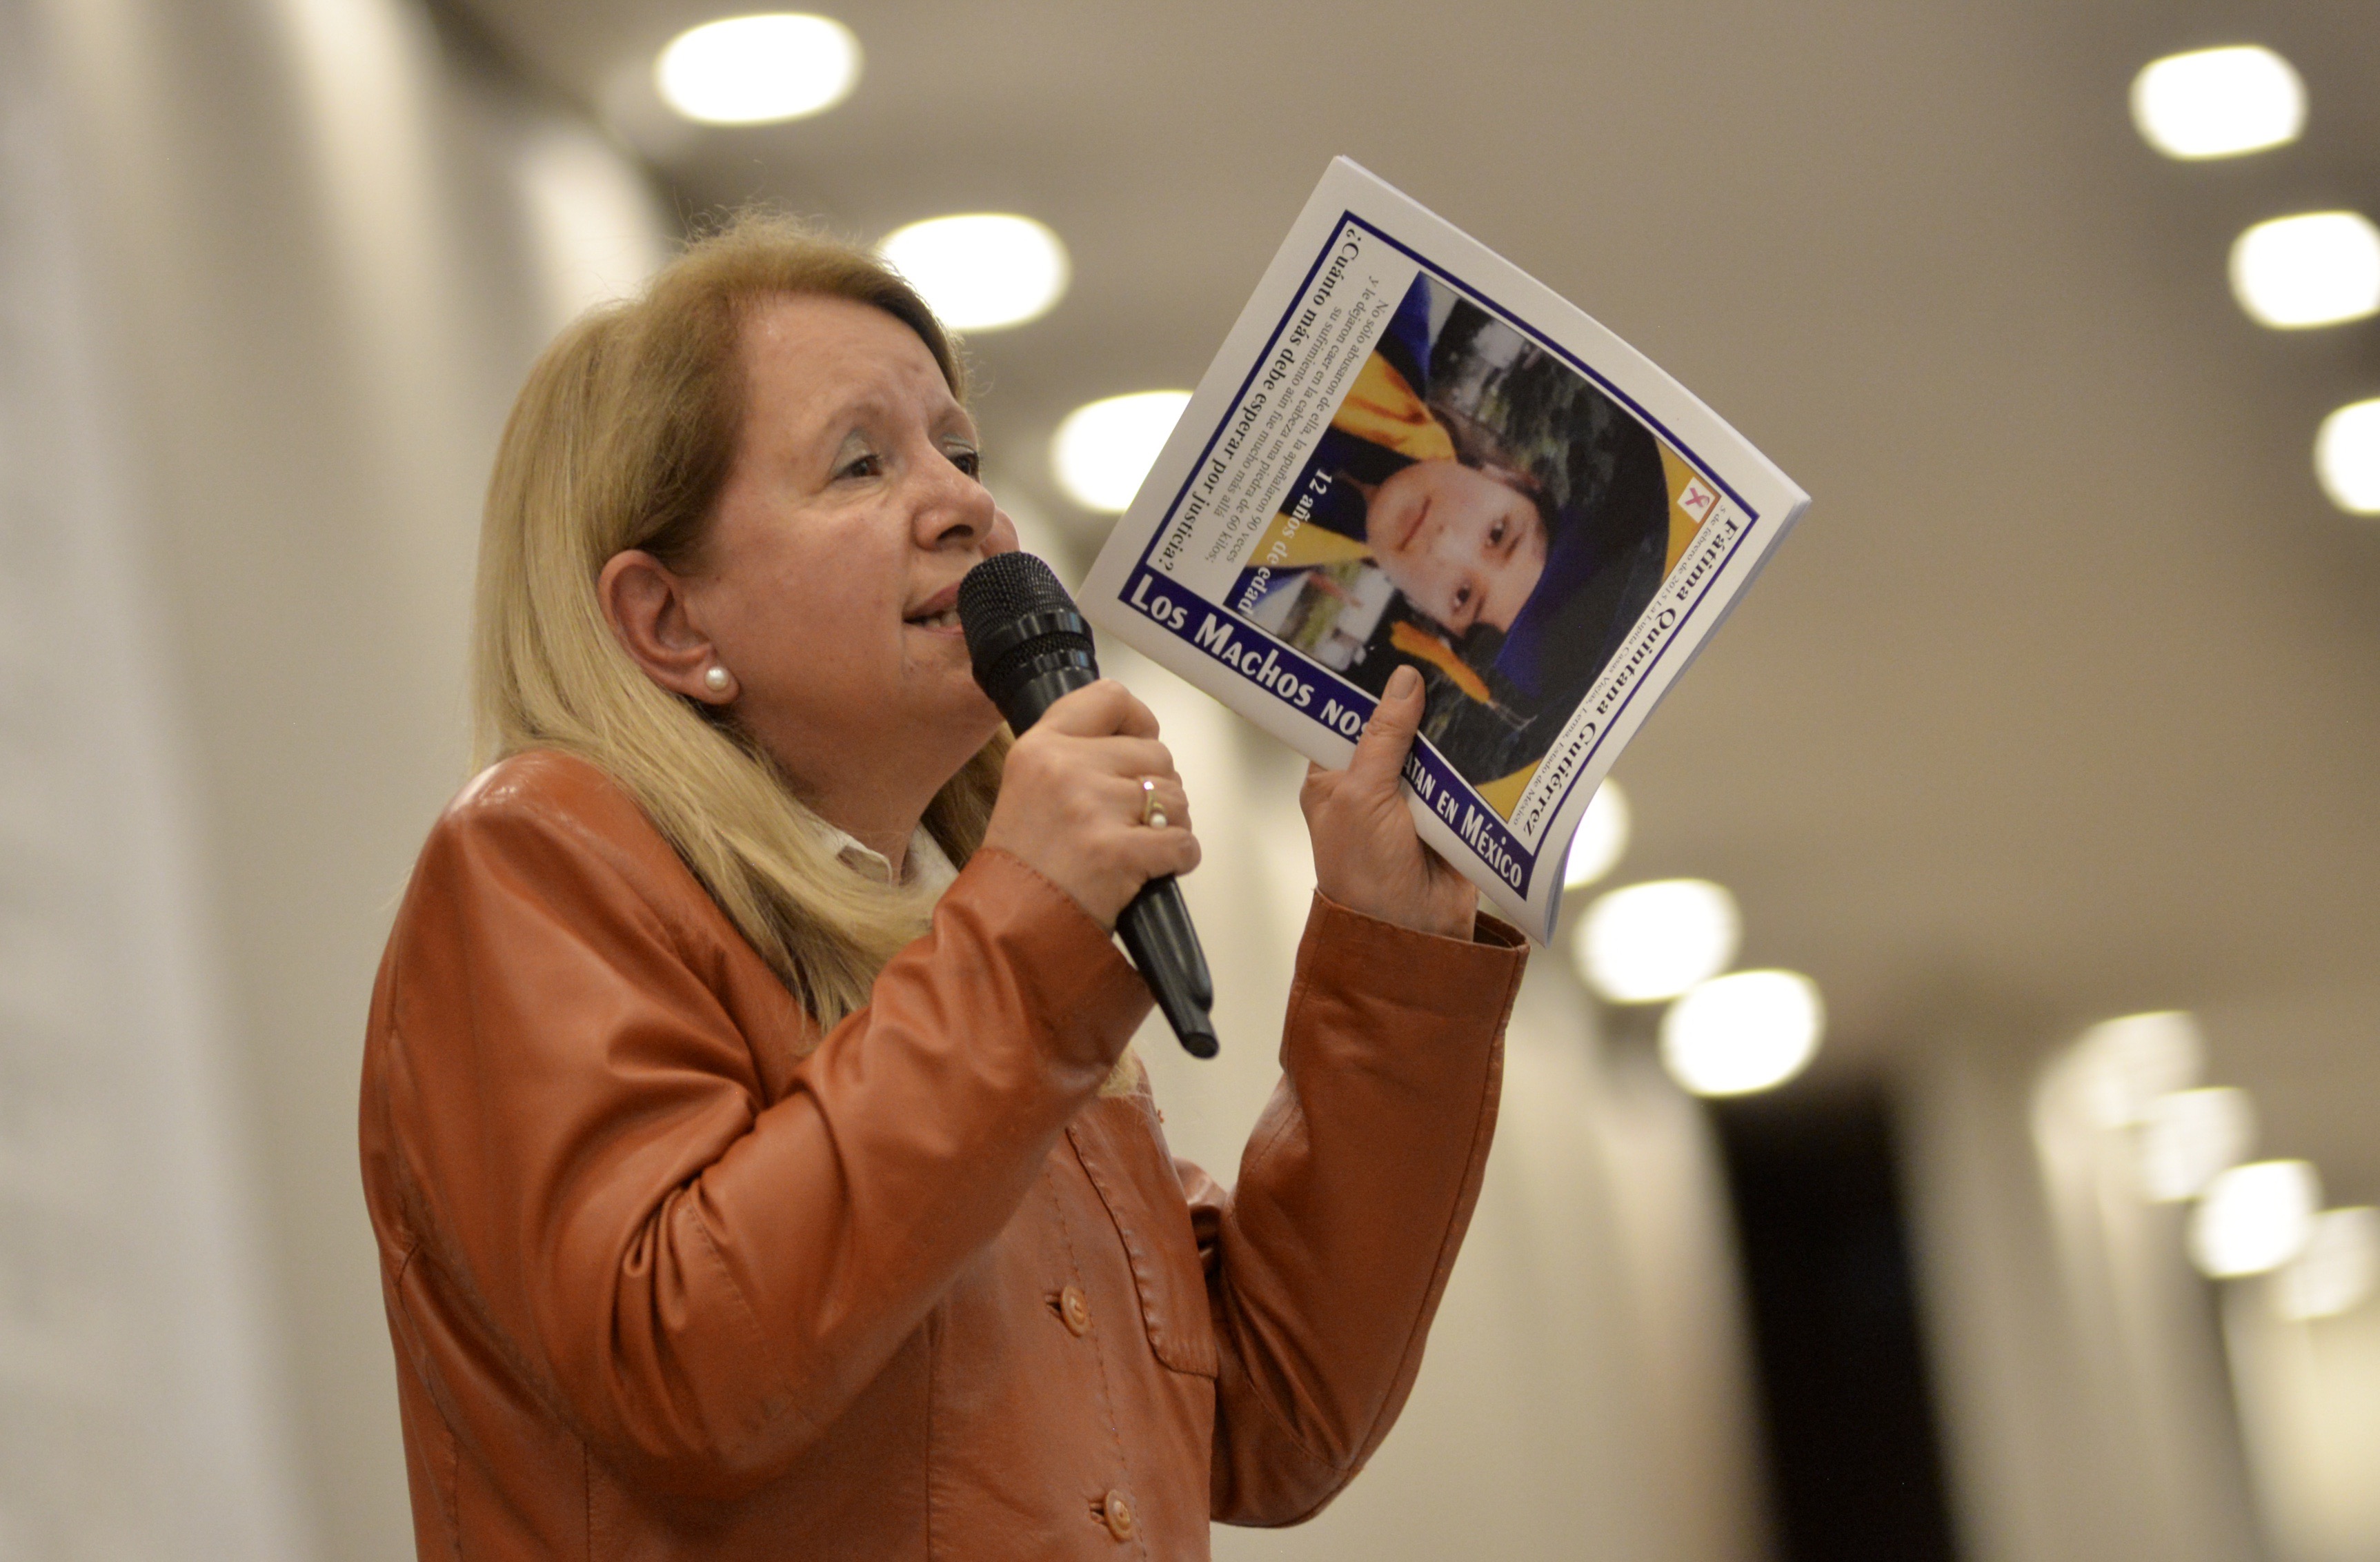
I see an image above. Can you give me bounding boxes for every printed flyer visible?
[1081,158,1810,940]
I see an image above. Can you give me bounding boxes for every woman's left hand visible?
[1300,665,1478,941]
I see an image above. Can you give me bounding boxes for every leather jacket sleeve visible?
[1184,894,1527,1526]
[370,787,1151,1501]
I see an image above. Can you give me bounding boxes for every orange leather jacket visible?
[359,751,1526,1559]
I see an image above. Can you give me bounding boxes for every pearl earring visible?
[703,665,731,695]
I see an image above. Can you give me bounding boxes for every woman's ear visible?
[597,549,735,704]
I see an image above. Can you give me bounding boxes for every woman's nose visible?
[915,455,998,546]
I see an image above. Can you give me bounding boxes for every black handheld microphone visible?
[958,553,1219,1060]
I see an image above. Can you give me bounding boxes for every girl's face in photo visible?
[1364,458,1547,635]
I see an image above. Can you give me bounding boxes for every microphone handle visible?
[1002,665,1219,1060]
[1115,878,1220,1059]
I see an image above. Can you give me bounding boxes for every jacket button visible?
[1102,1488,1136,1541]
[1061,1284,1093,1337]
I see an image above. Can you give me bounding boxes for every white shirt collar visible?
[824,822,958,894]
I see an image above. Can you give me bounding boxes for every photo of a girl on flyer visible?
[1231,272,1679,793]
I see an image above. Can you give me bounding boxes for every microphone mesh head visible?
[958,552,1100,720]
[959,550,1073,624]
[959,552,1086,660]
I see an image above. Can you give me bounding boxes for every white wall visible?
[12,0,665,1554]
[0,6,306,1554]
[1901,1005,2269,1562]
[2228,1281,2380,1562]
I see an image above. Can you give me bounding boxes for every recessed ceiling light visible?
[1659,969,1824,1097]
[2076,1010,2203,1127]
[2229,212,2380,329]
[2274,1207,2379,1321]
[1051,391,1191,513]
[2130,45,2304,160]
[1571,878,1738,1004]
[880,215,1069,332]
[2314,398,2380,515]
[2189,1160,2321,1278]
[655,14,860,126]
[1562,782,1631,890]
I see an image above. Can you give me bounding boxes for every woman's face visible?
[682,293,1016,800]
[1363,458,1547,635]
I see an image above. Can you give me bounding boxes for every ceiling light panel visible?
[2076,1010,2204,1127]
[2229,212,2380,329]
[880,215,1069,332]
[1561,782,1630,890]
[2130,46,2305,160]
[1572,878,1739,1004]
[1051,392,1191,513]
[656,14,860,126]
[2315,399,2380,515]
[2135,1086,2256,1201]
[1659,969,1824,1097]
[2190,1160,2321,1278]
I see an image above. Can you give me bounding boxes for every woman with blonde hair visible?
[359,212,1526,1560]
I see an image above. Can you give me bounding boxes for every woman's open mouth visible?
[904,582,964,633]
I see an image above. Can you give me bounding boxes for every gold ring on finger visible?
[1140,777,1168,830]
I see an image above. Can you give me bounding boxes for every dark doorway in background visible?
[1712,1088,1960,1562]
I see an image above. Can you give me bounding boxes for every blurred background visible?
[3,0,2377,1556]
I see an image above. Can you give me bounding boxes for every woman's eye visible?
[835,450,882,481]
[1488,519,1507,547]
[946,446,982,478]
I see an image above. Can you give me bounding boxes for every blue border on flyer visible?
[1116,210,1770,891]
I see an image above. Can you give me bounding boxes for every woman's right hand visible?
[980,680,1200,929]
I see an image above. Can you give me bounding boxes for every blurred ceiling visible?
[443,0,2380,1198]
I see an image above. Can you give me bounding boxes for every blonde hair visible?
[470,212,1006,1034]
